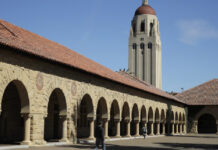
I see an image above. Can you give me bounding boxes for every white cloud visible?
[177,19,218,45]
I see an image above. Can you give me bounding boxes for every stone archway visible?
[170,111,174,134]
[160,109,165,135]
[140,106,146,135]
[44,88,67,142]
[121,102,130,136]
[198,114,217,134]
[77,94,94,138]
[148,107,154,135]
[96,97,108,138]
[0,80,30,144]
[108,100,120,137]
[131,104,139,136]
[175,112,178,134]
[179,113,182,133]
[154,108,160,135]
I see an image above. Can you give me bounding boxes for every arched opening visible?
[121,102,130,136]
[175,112,178,133]
[96,97,108,137]
[44,88,67,142]
[149,22,154,36]
[131,104,139,136]
[0,80,29,144]
[170,112,174,134]
[140,106,146,135]
[148,107,153,135]
[108,100,120,137]
[148,42,153,84]
[182,113,185,132]
[160,109,165,134]
[179,113,182,133]
[154,108,160,135]
[198,114,217,134]
[77,94,94,138]
[96,98,108,122]
[141,21,145,32]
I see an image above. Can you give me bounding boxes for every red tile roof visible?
[0,19,183,104]
[176,79,218,105]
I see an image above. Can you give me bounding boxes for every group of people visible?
[94,121,147,150]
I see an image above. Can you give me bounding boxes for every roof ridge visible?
[177,79,217,96]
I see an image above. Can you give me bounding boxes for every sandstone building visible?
[0,0,217,147]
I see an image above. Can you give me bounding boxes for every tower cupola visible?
[135,0,156,16]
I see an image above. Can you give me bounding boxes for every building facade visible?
[128,0,162,89]
[0,10,185,146]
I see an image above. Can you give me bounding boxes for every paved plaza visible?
[4,134,218,150]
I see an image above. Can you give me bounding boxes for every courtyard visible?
[4,134,218,150]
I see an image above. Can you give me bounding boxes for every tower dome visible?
[135,0,156,16]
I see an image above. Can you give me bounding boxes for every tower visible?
[128,0,162,89]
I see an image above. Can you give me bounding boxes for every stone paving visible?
[4,134,218,150]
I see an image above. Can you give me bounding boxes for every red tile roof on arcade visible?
[0,19,184,104]
[176,79,218,105]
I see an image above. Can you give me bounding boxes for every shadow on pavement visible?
[157,143,218,149]
[59,143,176,150]
[173,134,218,139]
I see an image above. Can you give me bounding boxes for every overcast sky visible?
[1,0,218,92]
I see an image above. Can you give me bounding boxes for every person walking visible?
[142,125,147,139]
[95,121,106,150]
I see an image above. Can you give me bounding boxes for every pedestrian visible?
[142,125,147,139]
[95,121,106,150]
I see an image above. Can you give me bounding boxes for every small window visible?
[133,23,136,34]
[140,43,144,49]
[148,43,152,49]
[133,43,137,50]
[141,21,145,32]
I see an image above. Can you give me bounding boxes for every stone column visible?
[115,120,121,138]
[171,123,174,135]
[150,122,154,136]
[31,114,47,145]
[176,123,178,134]
[184,123,187,134]
[88,119,95,140]
[180,124,183,134]
[21,114,31,145]
[135,121,140,136]
[60,116,68,142]
[104,119,109,139]
[126,120,131,137]
[156,122,160,135]
[193,121,198,134]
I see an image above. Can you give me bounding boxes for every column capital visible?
[21,113,32,119]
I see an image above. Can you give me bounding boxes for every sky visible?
[1,0,218,93]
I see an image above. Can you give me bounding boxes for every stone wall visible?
[0,47,186,145]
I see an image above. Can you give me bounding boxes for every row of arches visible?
[0,80,68,144]
[77,94,186,139]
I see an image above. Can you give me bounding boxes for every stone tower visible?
[128,0,162,89]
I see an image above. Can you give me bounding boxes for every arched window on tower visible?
[141,21,145,32]
[132,23,136,35]
[148,43,152,84]
[141,43,145,80]
[149,23,154,37]
[133,43,137,76]
[148,43,152,49]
